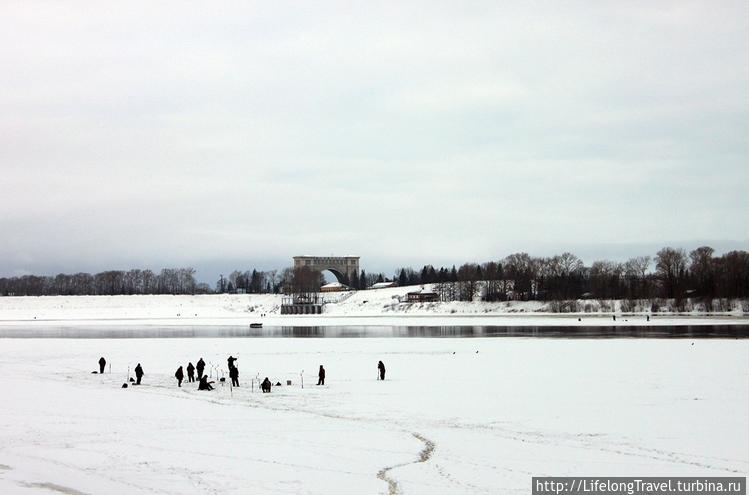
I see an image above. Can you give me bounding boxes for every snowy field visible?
[0,293,746,328]
[1,336,748,494]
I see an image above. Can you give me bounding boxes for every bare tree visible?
[503,252,536,300]
[655,247,687,298]
[689,246,715,300]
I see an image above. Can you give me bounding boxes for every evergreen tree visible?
[249,269,261,293]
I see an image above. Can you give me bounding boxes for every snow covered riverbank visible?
[1,338,747,494]
[0,292,746,328]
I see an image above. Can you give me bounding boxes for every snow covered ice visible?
[1,336,747,494]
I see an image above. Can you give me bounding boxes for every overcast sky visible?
[1,1,747,282]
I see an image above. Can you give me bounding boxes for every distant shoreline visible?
[0,292,746,328]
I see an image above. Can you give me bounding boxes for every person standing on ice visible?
[175,366,184,387]
[134,363,144,385]
[196,358,205,379]
[317,365,325,386]
[186,362,195,382]
[229,365,239,387]
[377,361,386,381]
[98,357,106,374]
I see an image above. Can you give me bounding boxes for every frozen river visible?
[1,330,748,494]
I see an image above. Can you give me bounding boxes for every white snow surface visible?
[0,337,747,494]
[0,291,746,328]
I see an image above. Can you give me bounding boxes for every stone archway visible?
[293,256,359,284]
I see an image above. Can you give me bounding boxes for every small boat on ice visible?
[250,323,263,328]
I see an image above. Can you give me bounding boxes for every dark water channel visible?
[0,325,747,339]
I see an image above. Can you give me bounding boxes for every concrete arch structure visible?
[293,255,360,283]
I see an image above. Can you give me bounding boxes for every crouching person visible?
[198,375,214,391]
[261,377,272,393]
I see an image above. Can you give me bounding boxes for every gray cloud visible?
[1,1,747,281]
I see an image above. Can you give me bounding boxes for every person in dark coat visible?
[317,365,325,386]
[261,377,271,393]
[227,356,237,371]
[98,357,106,374]
[134,363,144,385]
[175,366,184,387]
[229,366,239,387]
[378,360,386,381]
[196,358,205,379]
[198,375,214,391]
[186,362,195,382]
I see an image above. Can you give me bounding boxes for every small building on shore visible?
[320,282,351,293]
[406,290,439,303]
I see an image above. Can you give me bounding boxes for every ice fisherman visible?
[230,365,239,387]
[175,366,184,387]
[378,361,386,381]
[317,365,325,386]
[198,375,214,391]
[98,356,106,374]
[227,355,238,370]
[261,377,272,393]
[196,358,205,379]
[186,362,195,382]
[134,363,144,385]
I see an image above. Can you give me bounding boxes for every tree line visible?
[0,268,203,296]
[217,267,390,294]
[0,265,393,297]
[2,246,747,301]
[393,246,749,303]
[217,269,282,294]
